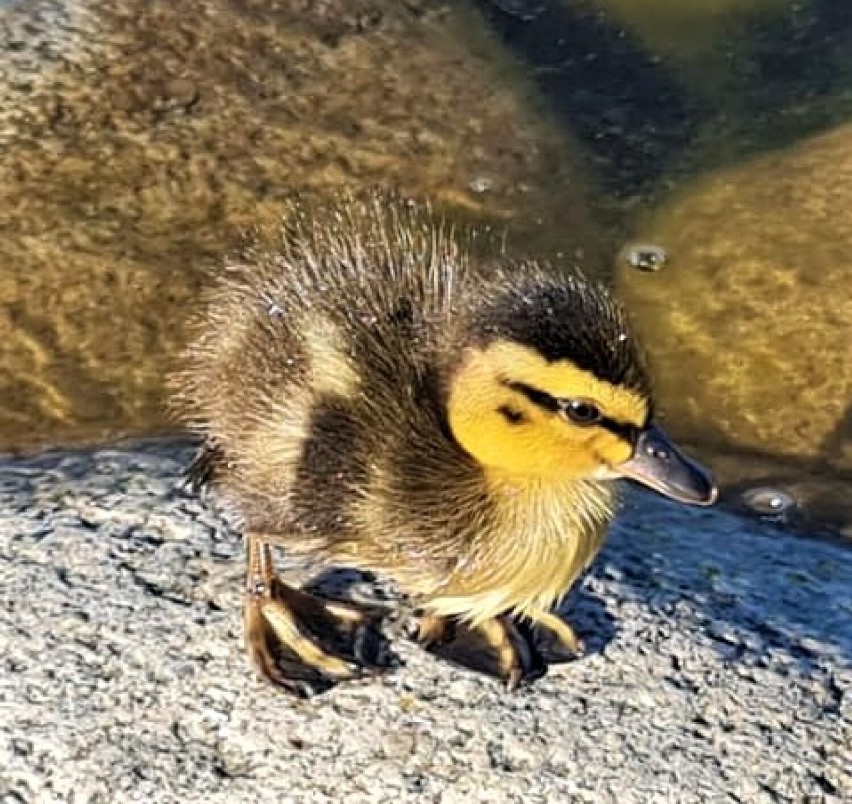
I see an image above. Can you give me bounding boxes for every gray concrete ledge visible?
[1,439,850,804]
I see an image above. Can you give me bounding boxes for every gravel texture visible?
[1,439,850,804]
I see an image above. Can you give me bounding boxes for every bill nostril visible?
[645,443,669,460]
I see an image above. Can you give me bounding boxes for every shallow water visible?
[1,0,850,538]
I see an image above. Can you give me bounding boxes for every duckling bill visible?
[171,197,716,696]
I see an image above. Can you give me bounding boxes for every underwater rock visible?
[616,122,852,536]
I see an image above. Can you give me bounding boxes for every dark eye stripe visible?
[596,417,638,442]
[503,380,559,413]
[503,380,640,443]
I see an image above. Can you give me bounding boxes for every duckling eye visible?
[561,398,602,426]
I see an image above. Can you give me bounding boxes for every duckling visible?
[171,195,717,696]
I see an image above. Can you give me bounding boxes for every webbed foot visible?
[415,612,546,690]
[244,536,398,697]
[524,608,586,664]
[414,606,586,689]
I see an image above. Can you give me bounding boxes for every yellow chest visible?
[427,478,616,624]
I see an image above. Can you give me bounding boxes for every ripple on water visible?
[741,487,796,519]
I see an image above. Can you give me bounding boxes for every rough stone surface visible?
[1,439,850,803]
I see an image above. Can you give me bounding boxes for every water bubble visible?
[622,243,669,272]
[741,487,795,518]
[468,177,493,194]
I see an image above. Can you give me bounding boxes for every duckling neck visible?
[482,470,619,536]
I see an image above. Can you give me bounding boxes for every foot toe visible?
[525,615,586,664]
[246,592,398,696]
[352,620,400,670]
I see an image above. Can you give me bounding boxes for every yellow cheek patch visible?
[477,406,571,476]
[592,433,634,467]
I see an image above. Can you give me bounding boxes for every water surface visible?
[1,0,850,537]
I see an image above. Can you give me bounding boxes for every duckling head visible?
[447,270,717,506]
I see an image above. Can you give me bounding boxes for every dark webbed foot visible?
[414,608,585,689]
[524,608,586,664]
[415,612,547,690]
[244,537,397,697]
